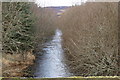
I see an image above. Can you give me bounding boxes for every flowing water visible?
[33,29,71,78]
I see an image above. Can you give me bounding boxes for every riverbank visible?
[2,35,56,77]
[2,51,35,77]
[2,2,57,77]
[59,2,119,76]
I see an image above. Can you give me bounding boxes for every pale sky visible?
[35,0,88,7]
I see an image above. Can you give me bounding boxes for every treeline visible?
[59,2,119,76]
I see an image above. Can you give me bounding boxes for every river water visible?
[33,29,72,78]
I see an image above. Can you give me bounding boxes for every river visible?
[32,29,72,78]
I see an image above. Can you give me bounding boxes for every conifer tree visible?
[2,2,34,54]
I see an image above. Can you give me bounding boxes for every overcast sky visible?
[35,0,88,7]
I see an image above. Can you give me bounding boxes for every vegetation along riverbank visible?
[2,2,56,77]
[59,2,119,76]
[1,1,120,78]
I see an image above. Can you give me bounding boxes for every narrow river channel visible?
[33,29,72,78]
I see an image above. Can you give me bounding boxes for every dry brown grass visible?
[2,51,35,77]
[59,2,119,76]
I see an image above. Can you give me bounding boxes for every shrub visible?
[59,2,119,76]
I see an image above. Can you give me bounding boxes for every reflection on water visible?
[33,29,71,78]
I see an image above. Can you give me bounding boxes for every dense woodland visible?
[59,2,119,76]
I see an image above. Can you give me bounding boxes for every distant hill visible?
[45,6,70,17]
[46,6,69,9]
[45,6,69,12]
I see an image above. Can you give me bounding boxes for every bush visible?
[59,2,119,76]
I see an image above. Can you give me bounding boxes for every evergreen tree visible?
[2,2,34,54]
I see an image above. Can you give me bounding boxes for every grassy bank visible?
[59,2,119,76]
[2,51,35,77]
